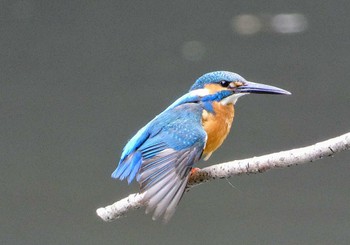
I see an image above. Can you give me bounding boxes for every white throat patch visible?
[189,88,210,97]
[220,93,247,105]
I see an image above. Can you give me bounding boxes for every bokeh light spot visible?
[231,14,263,35]
[181,41,206,61]
[271,13,308,33]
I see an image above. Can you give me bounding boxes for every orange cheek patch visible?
[234,81,243,87]
[204,83,227,94]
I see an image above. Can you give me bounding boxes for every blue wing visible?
[112,101,206,221]
[112,91,201,182]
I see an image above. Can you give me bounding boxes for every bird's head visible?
[190,71,291,105]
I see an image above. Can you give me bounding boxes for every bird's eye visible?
[220,81,231,87]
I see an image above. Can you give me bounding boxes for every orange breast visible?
[202,102,235,157]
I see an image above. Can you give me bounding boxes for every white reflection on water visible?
[231,14,263,35]
[232,13,308,35]
[271,14,308,34]
[181,41,206,61]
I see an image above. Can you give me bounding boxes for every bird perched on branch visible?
[111,71,290,222]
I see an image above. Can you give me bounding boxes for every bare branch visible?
[96,132,350,222]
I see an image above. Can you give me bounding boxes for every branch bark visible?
[96,132,350,222]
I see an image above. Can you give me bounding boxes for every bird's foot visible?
[185,168,201,192]
[190,167,200,177]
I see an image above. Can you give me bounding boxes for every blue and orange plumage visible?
[112,71,290,221]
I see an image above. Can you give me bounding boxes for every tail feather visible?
[111,151,142,184]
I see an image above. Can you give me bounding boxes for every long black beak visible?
[237,81,291,95]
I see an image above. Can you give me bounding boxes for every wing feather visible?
[140,146,203,221]
[112,103,207,221]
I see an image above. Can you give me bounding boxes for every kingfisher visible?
[111,71,290,222]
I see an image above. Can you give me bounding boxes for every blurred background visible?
[1,1,350,244]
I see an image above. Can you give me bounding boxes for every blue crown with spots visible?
[189,71,246,91]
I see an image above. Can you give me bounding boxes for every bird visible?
[111,71,291,222]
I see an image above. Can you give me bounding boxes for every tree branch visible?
[96,132,350,222]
